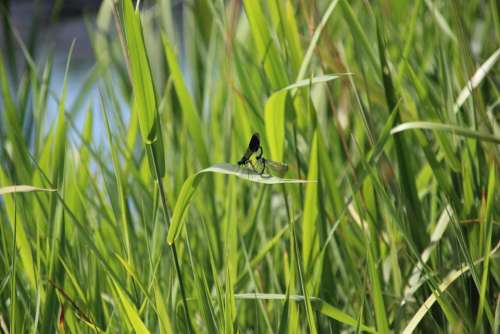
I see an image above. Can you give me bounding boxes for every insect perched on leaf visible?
[237,133,262,167]
[238,133,288,176]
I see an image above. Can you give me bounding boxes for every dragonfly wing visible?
[261,159,288,175]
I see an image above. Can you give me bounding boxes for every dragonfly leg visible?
[256,146,263,159]
[248,159,259,174]
[258,158,266,175]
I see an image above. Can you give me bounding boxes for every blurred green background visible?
[0,0,499,333]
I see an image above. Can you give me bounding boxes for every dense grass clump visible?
[1,0,499,332]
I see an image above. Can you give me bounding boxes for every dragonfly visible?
[237,133,288,176]
[237,133,262,166]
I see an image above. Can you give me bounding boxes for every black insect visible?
[237,133,262,166]
[238,133,288,176]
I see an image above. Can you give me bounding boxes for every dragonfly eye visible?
[248,133,260,152]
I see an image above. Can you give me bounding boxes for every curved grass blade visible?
[453,48,500,112]
[296,0,340,82]
[0,185,56,196]
[281,74,345,93]
[402,241,500,334]
[302,131,319,274]
[167,163,314,245]
[391,121,500,145]
[402,206,452,306]
[423,0,457,42]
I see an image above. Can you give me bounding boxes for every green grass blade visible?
[0,185,55,195]
[391,121,500,144]
[377,21,426,250]
[242,0,287,88]
[111,279,150,334]
[402,241,500,334]
[302,131,319,274]
[100,93,133,269]
[235,293,377,333]
[296,0,340,81]
[121,0,165,176]
[339,0,378,70]
[476,163,496,328]
[453,48,500,112]
[423,0,457,42]
[162,33,209,167]
[265,91,286,161]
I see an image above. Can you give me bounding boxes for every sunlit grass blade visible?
[453,47,500,112]
[1,1,499,332]
[402,205,451,305]
[0,185,55,196]
[402,241,500,334]
[391,121,500,144]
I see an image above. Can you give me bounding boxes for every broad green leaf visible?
[122,0,156,140]
[167,163,313,244]
[265,91,287,161]
[302,131,319,273]
[122,0,165,176]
